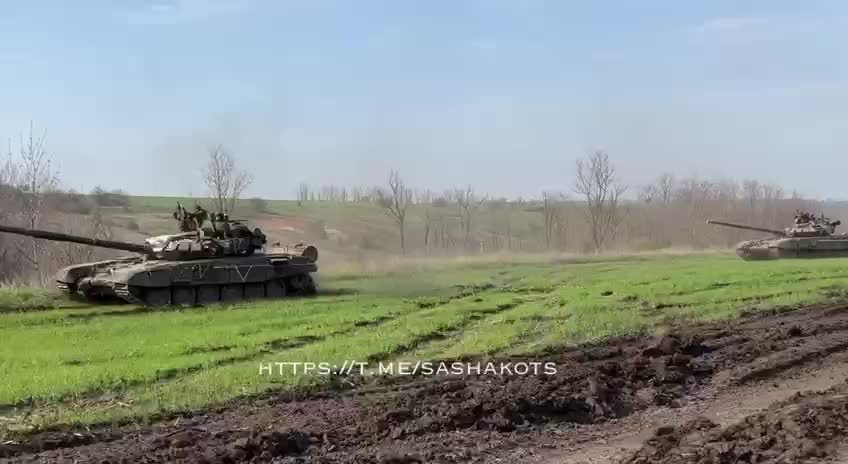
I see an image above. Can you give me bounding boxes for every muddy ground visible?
[5,302,848,463]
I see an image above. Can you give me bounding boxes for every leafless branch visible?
[377,170,412,253]
[574,150,626,253]
[203,144,254,214]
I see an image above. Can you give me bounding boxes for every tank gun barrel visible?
[706,220,785,236]
[0,224,149,254]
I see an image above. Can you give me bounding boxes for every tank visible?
[706,210,848,260]
[0,203,319,306]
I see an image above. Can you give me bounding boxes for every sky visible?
[0,0,846,200]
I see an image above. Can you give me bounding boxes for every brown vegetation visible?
[0,125,829,286]
[0,123,130,285]
[295,153,820,256]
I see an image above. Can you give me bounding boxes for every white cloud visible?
[693,16,768,34]
[126,0,254,25]
[686,15,775,45]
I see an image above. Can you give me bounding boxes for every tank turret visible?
[708,210,843,239]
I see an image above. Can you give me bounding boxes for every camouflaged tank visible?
[707,211,848,260]
[0,203,318,306]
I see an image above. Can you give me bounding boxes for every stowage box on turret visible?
[707,210,848,260]
[0,203,318,306]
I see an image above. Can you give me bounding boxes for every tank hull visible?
[55,252,318,306]
[735,237,848,261]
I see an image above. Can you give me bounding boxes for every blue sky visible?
[0,0,846,199]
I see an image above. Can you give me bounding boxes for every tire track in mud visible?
[625,381,848,463]
[7,301,848,463]
[540,302,848,464]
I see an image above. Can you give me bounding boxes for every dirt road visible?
[4,302,848,463]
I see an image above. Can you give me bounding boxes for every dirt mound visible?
[625,383,848,463]
[5,303,848,463]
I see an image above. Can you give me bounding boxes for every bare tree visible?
[0,143,23,282]
[377,170,412,253]
[657,173,675,205]
[17,123,59,284]
[674,177,714,247]
[0,143,20,222]
[760,183,784,229]
[455,185,487,247]
[574,151,626,253]
[423,208,433,254]
[296,183,310,203]
[203,144,253,214]
[542,191,567,250]
[638,184,658,205]
[742,179,760,221]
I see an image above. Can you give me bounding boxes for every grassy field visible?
[123,195,545,250]
[2,252,848,433]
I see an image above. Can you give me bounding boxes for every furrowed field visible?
[2,252,848,434]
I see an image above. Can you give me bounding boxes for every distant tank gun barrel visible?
[0,224,149,254]
[705,220,785,236]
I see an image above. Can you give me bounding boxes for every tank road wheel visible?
[244,283,265,300]
[66,284,91,302]
[197,286,220,305]
[287,274,317,296]
[143,288,171,307]
[172,287,196,307]
[266,279,287,299]
[302,274,317,295]
[221,284,244,302]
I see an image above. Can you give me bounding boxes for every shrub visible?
[630,238,664,252]
[359,234,380,250]
[47,190,92,214]
[305,220,328,240]
[91,186,129,207]
[250,197,269,213]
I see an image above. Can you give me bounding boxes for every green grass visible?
[2,252,848,431]
[0,287,82,313]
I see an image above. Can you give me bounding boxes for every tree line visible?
[0,124,829,283]
[193,146,842,259]
[302,151,821,255]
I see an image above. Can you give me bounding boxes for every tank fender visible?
[127,270,174,287]
[125,263,278,287]
[56,265,87,284]
[54,258,138,284]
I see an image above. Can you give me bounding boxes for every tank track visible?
[57,274,317,307]
[736,247,778,261]
[114,284,145,305]
[115,274,316,307]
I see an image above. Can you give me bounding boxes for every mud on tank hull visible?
[55,253,318,307]
[735,237,848,261]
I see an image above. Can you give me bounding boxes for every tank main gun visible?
[0,203,309,265]
[705,220,786,236]
[0,224,151,255]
